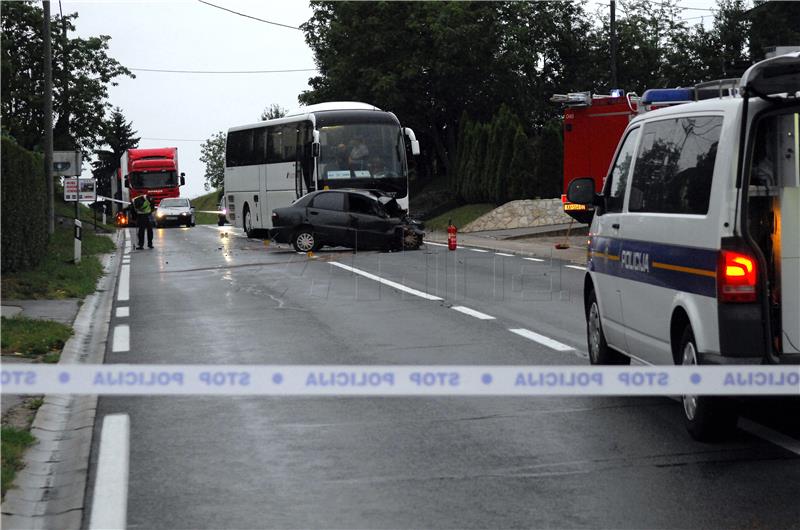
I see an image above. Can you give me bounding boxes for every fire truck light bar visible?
[550,92,592,107]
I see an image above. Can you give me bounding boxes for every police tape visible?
[1,365,799,396]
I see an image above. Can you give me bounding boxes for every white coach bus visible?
[223,102,420,237]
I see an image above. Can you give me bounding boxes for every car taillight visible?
[718,250,757,303]
[271,212,279,223]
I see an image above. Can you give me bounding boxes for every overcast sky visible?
[64,0,720,199]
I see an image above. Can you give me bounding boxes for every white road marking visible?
[495,252,514,257]
[738,418,800,456]
[470,248,489,253]
[509,328,574,352]
[117,265,130,302]
[89,414,129,530]
[451,305,496,320]
[331,262,443,301]
[112,325,130,352]
[565,265,586,271]
[523,257,545,262]
[424,241,448,247]
[116,307,129,318]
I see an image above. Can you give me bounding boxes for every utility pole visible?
[43,1,55,234]
[610,0,618,89]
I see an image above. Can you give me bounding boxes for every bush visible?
[1,136,48,273]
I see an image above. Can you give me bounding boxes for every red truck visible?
[551,91,637,224]
[120,147,186,208]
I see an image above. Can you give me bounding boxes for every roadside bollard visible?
[447,220,457,251]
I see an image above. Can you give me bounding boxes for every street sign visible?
[52,150,82,176]
[64,177,96,202]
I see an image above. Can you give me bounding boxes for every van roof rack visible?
[694,79,740,100]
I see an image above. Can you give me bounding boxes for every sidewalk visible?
[425,228,589,265]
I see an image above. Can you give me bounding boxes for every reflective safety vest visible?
[133,195,152,215]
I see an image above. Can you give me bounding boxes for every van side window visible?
[604,128,640,213]
[629,116,722,214]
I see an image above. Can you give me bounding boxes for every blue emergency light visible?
[641,88,695,105]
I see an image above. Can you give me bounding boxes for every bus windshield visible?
[317,123,407,196]
[131,171,178,189]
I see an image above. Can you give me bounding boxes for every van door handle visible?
[612,223,620,229]
[310,211,319,215]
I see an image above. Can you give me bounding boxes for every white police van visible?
[567,53,800,441]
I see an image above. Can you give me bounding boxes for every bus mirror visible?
[180,175,186,186]
[404,127,420,155]
[312,142,320,157]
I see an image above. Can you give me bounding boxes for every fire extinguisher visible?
[447,219,457,251]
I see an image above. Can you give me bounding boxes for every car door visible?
[307,192,348,245]
[346,193,394,248]
[590,126,640,353]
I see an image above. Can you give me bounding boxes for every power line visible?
[197,0,302,31]
[129,67,317,74]
[141,137,205,142]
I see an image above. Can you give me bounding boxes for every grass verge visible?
[1,426,36,498]
[425,203,495,231]
[1,316,73,357]
[191,190,222,225]
[55,195,116,232]
[1,224,115,299]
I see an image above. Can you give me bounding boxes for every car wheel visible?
[402,229,422,250]
[586,288,630,365]
[679,325,738,441]
[243,205,255,238]
[293,228,318,252]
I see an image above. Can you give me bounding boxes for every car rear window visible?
[311,192,344,211]
[629,116,722,215]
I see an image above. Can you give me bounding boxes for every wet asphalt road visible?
[88,225,800,529]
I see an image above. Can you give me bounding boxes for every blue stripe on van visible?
[588,236,718,298]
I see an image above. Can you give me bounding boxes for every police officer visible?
[132,194,154,249]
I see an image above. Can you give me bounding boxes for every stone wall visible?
[462,198,572,232]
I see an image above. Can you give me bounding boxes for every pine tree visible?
[508,126,536,200]
[92,108,140,199]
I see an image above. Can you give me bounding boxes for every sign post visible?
[53,151,84,263]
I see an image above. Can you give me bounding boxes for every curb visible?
[424,233,587,265]
[2,231,125,530]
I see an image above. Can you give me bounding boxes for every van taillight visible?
[718,250,757,303]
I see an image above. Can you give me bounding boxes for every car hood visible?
[157,206,191,214]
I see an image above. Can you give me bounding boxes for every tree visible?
[92,108,140,199]
[260,103,288,121]
[200,131,226,191]
[1,1,132,153]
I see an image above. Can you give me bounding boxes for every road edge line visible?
[89,414,130,530]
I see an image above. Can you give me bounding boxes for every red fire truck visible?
[551,91,637,224]
[120,147,186,209]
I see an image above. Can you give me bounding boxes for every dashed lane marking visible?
[495,253,514,257]
[112,325,130,353]
[470,248,490,253]
[116,307,129,318]
[523,257,545,262]
[331,262,443,301]
[565,265,586,271]
[451,306,496,320]
[508,328,575,352]
[117,265,130,302]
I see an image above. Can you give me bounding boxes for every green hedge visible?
[1,137,48,273]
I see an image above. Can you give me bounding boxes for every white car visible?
[567,52,800,441]
[155,198,195,227]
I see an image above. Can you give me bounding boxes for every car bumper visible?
[268,227,293,243]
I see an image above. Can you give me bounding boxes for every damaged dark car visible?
[269,189,424,252]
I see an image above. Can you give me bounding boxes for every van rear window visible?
[629,116,722,215]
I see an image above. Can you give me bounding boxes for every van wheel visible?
[679,325,738,441]
[586,289,630,365]
[242,205,255,238]
[293,228,318,252]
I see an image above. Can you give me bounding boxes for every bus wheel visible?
[243,205,255,238]
[679,325,738,441]
[586,288,629,365]
[293,228,317,253]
